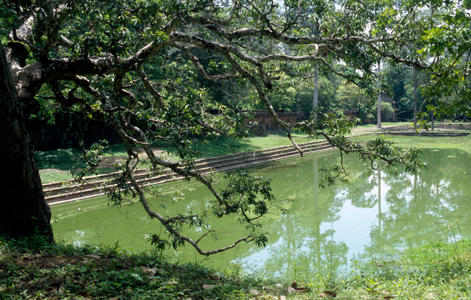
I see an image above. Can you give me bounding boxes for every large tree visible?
[2,0,459,254]
[0,43,53,241]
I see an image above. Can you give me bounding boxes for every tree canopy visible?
[1,0,467,254]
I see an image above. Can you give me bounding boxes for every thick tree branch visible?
[173,43,240,83]
[134,63,166,111]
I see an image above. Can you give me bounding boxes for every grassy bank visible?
[35,131,317,183]
[36,122,471,183]
[2,233,471,299]
[352,132,471,154]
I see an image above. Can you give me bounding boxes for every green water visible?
[52,149,471,280]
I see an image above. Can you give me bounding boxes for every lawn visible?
[352,130,471,154]
[35,131,319,183]
[35,122,471,183]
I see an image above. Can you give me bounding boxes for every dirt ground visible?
[98,147,167,168]
[352,123,471,133]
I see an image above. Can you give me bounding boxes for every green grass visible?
[35,131,318,183]
[35,148,83,171]
[2,231,471,299]
[39,170,73,183]
[35,146,128,183]
[193,131,318,158]
[339,231,471,299]
[352,131,471,154]
[36,123,471,183]
[0,236,277,300]
[355,121,410,128]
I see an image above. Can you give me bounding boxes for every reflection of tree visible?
[54,149,471,280]
[233,154,350,280]
[167,149,471,277]
[378,173,382,233]
[365,149,471,257]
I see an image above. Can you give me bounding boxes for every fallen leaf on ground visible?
[274,283,283,288]
[202,284,217,290]
[85,254,101,259]
[319,290,337,298]
[279,296,286,300]
[139,266,162,275]
[249,289,259,296]
[58,282,65,295]
[287,281,310,294]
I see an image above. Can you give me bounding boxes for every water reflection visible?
[52,149,471,281]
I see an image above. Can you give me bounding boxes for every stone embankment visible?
[44,139,333,206]
[378,124,470,136]
[43,127,470,206]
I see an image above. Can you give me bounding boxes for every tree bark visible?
[0,42,53,241]
[413,66,418,130]
[431,108,434,131]
[313,65,319,120]
[377,62,382,129]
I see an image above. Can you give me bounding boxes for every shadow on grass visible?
[195,137,263,159]
[36,146,125,183]
[35,148,85,171]
[35,134,307,172]
[0,237,286,299]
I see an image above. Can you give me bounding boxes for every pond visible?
[51,149,471,280]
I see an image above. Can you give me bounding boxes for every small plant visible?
[0,237,281,299]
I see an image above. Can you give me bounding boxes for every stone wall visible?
[27,111,312,151]
[31,109,417,151]
[26,113,121,151]
[344,109,359,120]
[247,111,310,135]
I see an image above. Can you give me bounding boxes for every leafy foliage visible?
[3,0,459,254]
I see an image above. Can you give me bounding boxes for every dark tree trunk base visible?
[0,42,53,242]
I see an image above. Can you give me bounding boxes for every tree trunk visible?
[377,62,382,129]
[313,65,319,120]
[413,66,418,130]
[431,108,434,131]
[0,42,53,241]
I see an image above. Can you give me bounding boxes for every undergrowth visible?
[2,233,471,299]
[0,236,275,300]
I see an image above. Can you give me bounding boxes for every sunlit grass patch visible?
[2,234,471,299]
[352,133,471,154]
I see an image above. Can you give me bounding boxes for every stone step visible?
[45,142,332,205]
